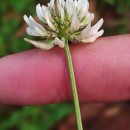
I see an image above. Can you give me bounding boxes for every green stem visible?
[64,41,83,130]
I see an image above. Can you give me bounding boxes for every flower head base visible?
[24,0,104,50]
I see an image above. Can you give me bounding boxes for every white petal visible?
[81,29,104,43]
[74,0,78,8]
[95,29,104,38]
[70,9,80,32]
[23,15,29,25]
[84,0,89,9]
[58,0,65,7]
[83,18,103,38]
[57,2,65,23]
[26,27,39,36]
[36,4,46,22]
[77,0,82,12]
[35,27,48,37]
[24,38,54,50]
[60,7,65,23]
[61,0,65,7]
[79,0,89,18]
[81,36,96,43]
[28,17,45,30]
[80,13,94,27]
[24,15,36,29]
[65,1,74,19]
[80,23,91,39]
[29,16,35,22]
[91,18,104,31]
[66,0,73,3]
[42,5,46,11]
[44,10,56,31]
[88,13,95,22]
[48,0,54,7]
[55,37,65,48]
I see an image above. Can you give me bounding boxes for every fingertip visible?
[0,35,130,105]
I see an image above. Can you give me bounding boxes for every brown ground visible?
[53,102,130,130]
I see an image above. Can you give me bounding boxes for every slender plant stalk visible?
[64,40,83,130]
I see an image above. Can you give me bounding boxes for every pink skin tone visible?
[0,34,130,105]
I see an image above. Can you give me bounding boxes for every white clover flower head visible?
[24,0,104,50]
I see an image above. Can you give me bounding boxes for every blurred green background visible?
[0,0,130,130]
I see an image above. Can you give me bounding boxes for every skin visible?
[0,34,130,105]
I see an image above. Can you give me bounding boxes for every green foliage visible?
[0,104,73,130]
[0,0,36,13]
[0,0,36,57]
[100,0,130,14]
